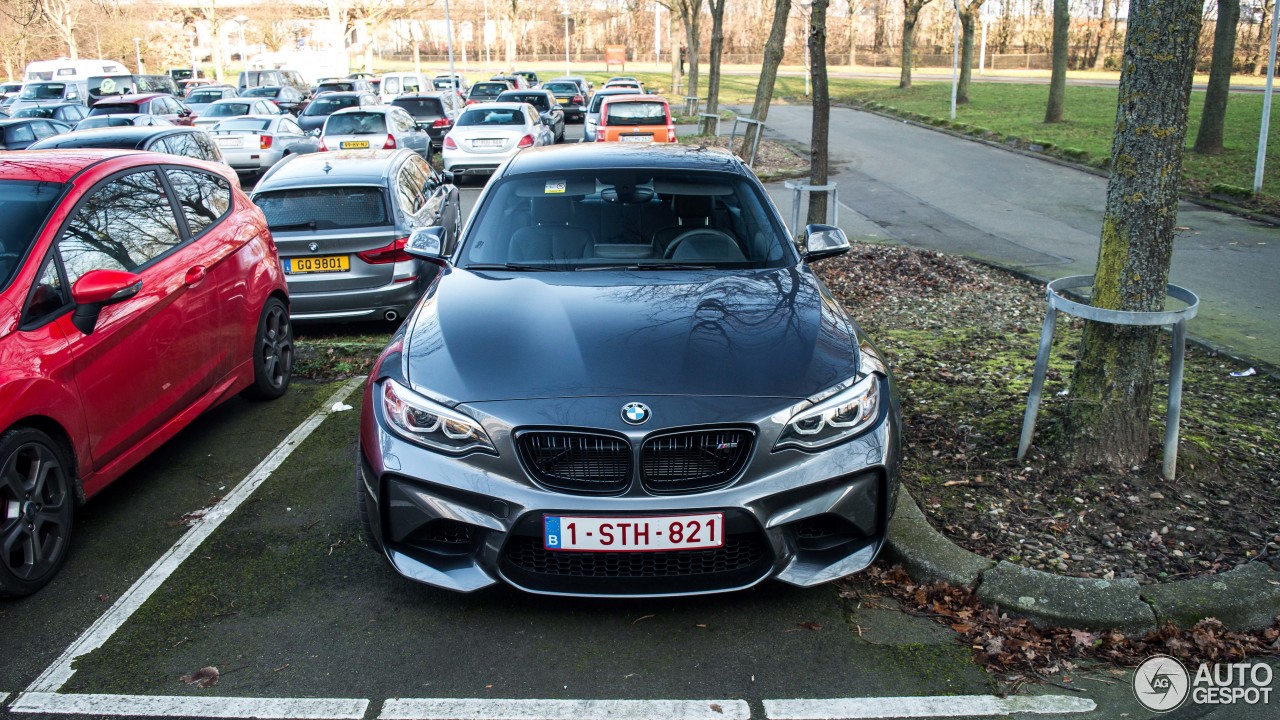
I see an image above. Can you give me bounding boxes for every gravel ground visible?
[814,244,1280,584]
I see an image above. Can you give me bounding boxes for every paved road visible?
[755,104,1279,367]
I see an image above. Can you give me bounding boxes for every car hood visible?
[403,266,859,403]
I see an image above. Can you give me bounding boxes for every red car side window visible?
[58,170,182,283]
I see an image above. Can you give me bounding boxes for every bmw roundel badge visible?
[621,402,651,425]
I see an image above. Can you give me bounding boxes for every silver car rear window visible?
[325,113,387,135]
[255,187,389,230]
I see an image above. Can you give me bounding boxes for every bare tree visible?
[899,0,931,89]
[808,0,830,224]
[702,0,727,134]
[39,0,80,59]
[661,0,705,97]
[956,0,985,104]
[1194,0,1241,154]
[1044,0,1067,122]
[745,0,791,151]
[1060,0,1204,469]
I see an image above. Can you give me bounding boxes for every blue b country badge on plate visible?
[544,516,562,548]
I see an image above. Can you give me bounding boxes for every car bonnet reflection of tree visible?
[60,171,180,279]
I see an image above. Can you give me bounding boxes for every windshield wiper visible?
[268,220,317,232]
[464,263,559,272]
[577,263,717,271]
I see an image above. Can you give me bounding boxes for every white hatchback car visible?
[441,102,554,181]
[193,98,283,127]
[320,105,430,159]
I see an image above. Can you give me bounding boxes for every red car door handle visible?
[185,266,206,286]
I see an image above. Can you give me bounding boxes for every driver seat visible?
[652,194,713,255]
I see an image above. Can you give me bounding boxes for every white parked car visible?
[441,102,554,182]
[208,115,319,177]
[378,72,431,103]
[193,98,284,127]
[319,105,430,158]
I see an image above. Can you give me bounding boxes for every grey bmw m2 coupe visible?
[357,143,902,597]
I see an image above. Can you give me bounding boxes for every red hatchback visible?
[0,150,293,596]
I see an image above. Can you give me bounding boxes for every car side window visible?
[23,253,69,323]
[193,131,218,160]
[396,163,426,215]
[57,169,183,283]
[8,124,35,143]
[31,122,57,140]
[158,133,201,159]
[281,118,302,134]
[165,168,231,237]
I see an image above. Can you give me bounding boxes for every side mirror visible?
[70,269,143,334]
[405,227,446,261]
[441,170,455,185]
[179,108,191,117]
[801,224,851,262]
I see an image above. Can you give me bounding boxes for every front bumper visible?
[358,386,901,597]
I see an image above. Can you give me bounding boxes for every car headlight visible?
[380,379,496,456]
[774,373,882,451]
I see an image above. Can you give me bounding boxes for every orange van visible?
[595,94,677,143]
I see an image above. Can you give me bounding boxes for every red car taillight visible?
[384,133,397,149]
[260,134,274,150]
[667,124,677,142]
[318,137,328,151]
[517,134,534,149]
[357,237,410,264]
[431,118,450,128]
[572,95,584,104]
[465,99,477,106]
[443,135,457,149]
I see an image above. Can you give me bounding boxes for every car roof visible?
[601,94,666,104]
[393,92,447,100]
[254,149,411,189]
[461,102,530,113]
[0,149,165,182]
[97,93,170,103]
[29,125,196,149]
[330,105,396,115]
[502,144,745,177]
[312,91,368,99]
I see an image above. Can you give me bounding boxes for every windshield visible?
[241,86,277,98]
[589,92,633,113]
[500,93,549,110]
[87,75,132,99]
[392,98,443,118]
[254,187,389,230]
[213,118,271,132]
[324,112,386,135]
[470,84,505,99]
[544,83,578,94]
[303,96,356,116]
[456,171,792,271]
[19,83,67,100]
[456,108,525,127]
[0,180,65,290]
[76,116,138,129]
[318,82,356,93]
[605,101,667,126]
[186,90,225,104]
[206,103,252,117]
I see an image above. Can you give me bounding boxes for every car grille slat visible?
[504,535,767,578]
[640,428,752,494]
[517,431,630,494]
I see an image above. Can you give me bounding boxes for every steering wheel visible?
[664,228,738,259]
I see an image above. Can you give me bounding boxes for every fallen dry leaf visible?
[180,666,219,688]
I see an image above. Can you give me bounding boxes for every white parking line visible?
[763,694,1097,719]
[379,698,752,720]
[0,691,9,704]
[17,379,364,697]
[12,692,368,719]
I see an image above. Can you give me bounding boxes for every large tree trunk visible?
[808,0,830,225]
[1060,0,1204,470]
[847,0,860,68]
[703,0,726,134]
[39,0,78,59]
[744,0,792,153]
[1193,0,1240,155]
[1044,0,1068,122]
[957,1,984,105]
[899,0,930,89]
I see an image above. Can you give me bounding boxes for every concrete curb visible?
[885,483,1280,634]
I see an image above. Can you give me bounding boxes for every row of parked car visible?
[0,137,900,602]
